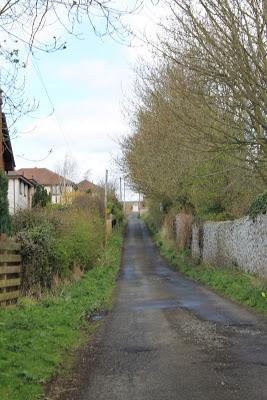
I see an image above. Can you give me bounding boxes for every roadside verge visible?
[0,228,124,400]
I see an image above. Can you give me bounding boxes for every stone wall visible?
[175,213,193,250]
[191,224,202,260]
[191,214,267,276]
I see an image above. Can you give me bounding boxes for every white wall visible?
[8,179,32,214]
[48,184,75,204]
[191,214,267,276]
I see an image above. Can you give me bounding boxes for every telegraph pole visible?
[123,178,126,215]
[119,177,122,202]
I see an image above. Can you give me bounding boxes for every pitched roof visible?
[77,179,102,192]
[7,171,36,186]
[2,113,15,171]
[17,167,77,188]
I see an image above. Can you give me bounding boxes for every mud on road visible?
[48,216,267,400]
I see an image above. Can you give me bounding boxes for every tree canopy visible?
[120,0,267,220]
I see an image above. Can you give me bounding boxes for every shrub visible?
[0,170,12,235]
[13,205,104,293]
[17,222,57,293]
[32,184,51,207]
[248,190,267,221]
[107,198,123,225]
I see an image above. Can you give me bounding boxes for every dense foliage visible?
[0,171,12,235]
[13,200,104,294]
[249,191,267,221]
[32,185,51,208]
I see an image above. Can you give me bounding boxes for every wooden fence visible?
[0,240,21,307]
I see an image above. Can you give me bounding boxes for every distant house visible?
[0,107,15,173]
[124,201,146,215]
[77,179,103,197]
[7,171,36,214]
[17,167,78,204]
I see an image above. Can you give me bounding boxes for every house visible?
[0,95,36,214]
[17,167,78,204]
[124,200,146,215]
[0,99,15,173]
[7,171,36,214]
[77,179,103,197]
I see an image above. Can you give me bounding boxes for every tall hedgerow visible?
[13,201,105,294]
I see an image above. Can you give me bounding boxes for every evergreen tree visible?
[32,185,51,208]
[0,171,12,235]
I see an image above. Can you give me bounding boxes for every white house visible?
[7,171,36,214]
[17,167,77,204]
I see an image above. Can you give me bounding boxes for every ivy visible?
[248,190,267,221]
[0,171,12,235]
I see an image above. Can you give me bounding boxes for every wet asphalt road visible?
[82,216,267,400]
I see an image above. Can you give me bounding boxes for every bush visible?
[13,205,104,294]
[0,170,12,235]
[248,190,267,221]
[32,184,51,207]
[17,223,57,292]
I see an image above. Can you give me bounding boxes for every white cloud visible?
[13,95,127,182]
[9,2,170,198]
[51,59,128,92]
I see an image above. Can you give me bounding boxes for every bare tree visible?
[159,0,267,182]
[55,153,78,202]
[119,47,265,218]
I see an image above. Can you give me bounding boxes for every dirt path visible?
[50,216,267,400]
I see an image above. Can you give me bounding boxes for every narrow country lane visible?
[81,216,267,400]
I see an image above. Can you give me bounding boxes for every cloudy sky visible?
[6,1,168,198]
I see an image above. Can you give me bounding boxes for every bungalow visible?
[77,179,103,197]
[7,171,36,214]
[17,167,78,204]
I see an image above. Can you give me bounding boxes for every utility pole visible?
[123,178,126,215]
[119,177,122,202]
[104,169,108,245]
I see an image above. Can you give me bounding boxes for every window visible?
[20,181,23,195]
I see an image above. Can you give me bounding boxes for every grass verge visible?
[0,228,124,400]
[153,231,267,316]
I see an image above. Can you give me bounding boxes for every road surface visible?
[74,216,267,399]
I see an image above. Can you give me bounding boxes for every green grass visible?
[154,232,267,315]
[0,228,124,400]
